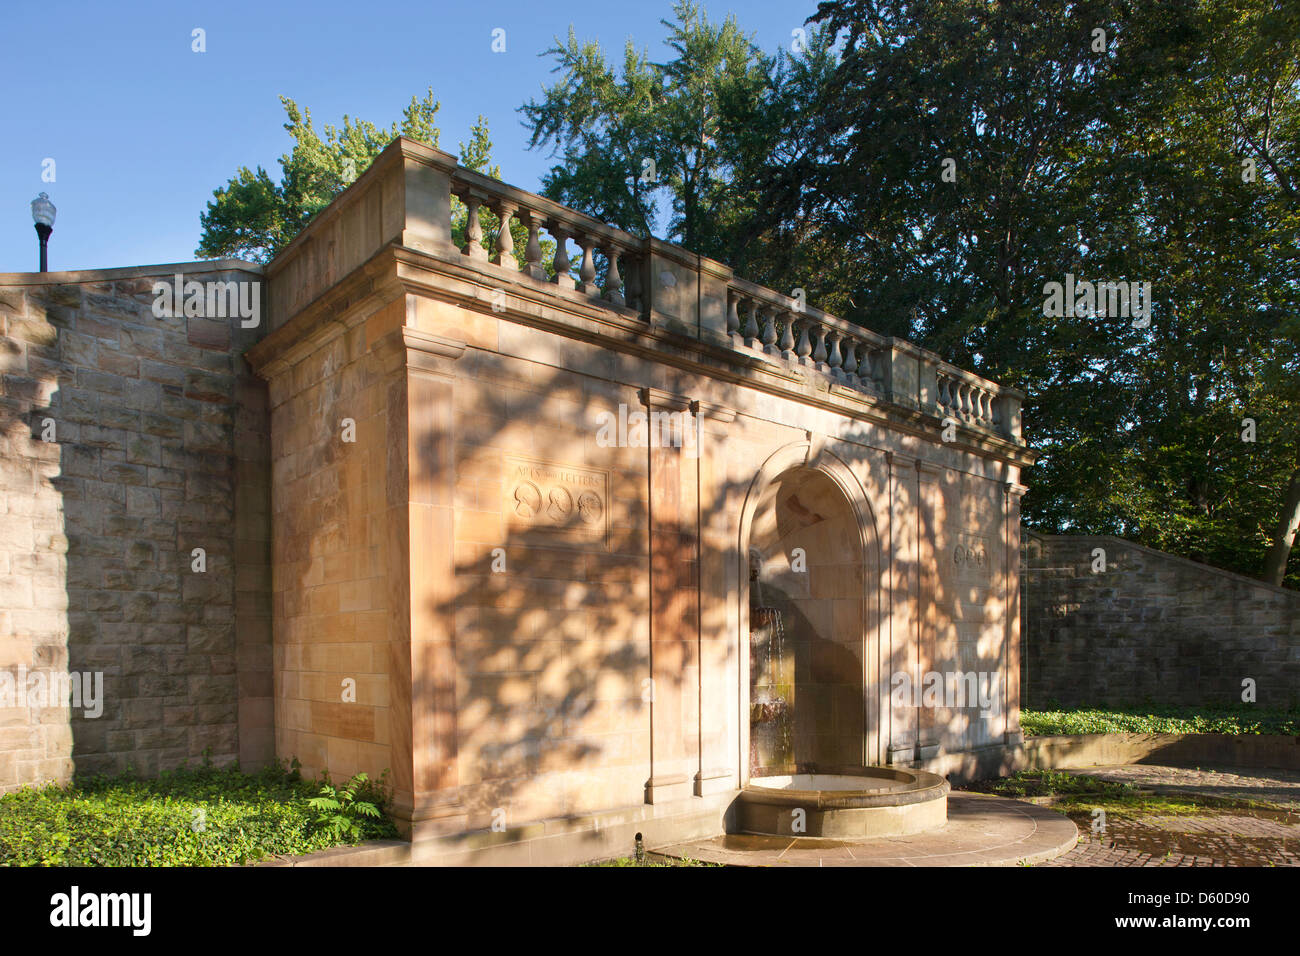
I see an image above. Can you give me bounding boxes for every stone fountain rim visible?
[740,766,950,810]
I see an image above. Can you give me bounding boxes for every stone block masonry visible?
[0,137,1037,863]
[1022,533,1300,710]
[0,262,272,793]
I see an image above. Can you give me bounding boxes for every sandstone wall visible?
[419,296,655,826]
[0,264,272,792]
[264,296,407,789]
[1022,533,1300,710]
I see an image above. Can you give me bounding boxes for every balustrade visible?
[442,159,1017,441]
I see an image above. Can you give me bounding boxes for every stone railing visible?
[936,367,1001,433]
[726,278,890,397]
[440,163,1023,443]
[445,163,647,314]
[265,137,1024,445]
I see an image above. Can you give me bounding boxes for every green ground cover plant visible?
[1021,705,1300,737]
[0,756,397,866]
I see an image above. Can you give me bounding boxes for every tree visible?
[519,0,836,274]
[197,93,537,270]
[790,0,1300,585]
[197,90,442,263]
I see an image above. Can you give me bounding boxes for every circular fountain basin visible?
[737,767,949,839]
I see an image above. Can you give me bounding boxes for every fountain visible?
[748,557,793,773]
[737,766,949,838]
[741,552,949,839]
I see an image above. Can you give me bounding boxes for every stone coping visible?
[741,767,949,809]
[1025,531,1300,601]
[0,258,262,285]
[253,839,411,867]
[654,793,1077,867]
[1022,733,1300,772]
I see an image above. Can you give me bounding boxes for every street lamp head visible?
[31,192,56,228]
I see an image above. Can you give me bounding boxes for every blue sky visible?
[0,0,819,272]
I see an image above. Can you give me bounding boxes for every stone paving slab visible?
[651,792,1077,867]
[1061,764,1300,810]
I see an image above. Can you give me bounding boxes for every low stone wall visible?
[1019,733,1300,772]
[932,733,1300,785]
[1022,533,1300,709]
[0,263,272,792]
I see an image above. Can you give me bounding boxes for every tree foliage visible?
[789,0,1300,584]
[520,0,836,274]
[522,0,1298,585]
[197,90,442,263]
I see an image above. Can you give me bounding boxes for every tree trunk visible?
[1262,467,1300,586]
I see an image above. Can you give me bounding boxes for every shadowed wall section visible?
[0,263,272,793]
[746,466,868,773]
[1023,533,1300,709]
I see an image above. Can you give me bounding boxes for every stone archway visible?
[737,442,883,781]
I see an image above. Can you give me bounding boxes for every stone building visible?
[0,137,1033,863]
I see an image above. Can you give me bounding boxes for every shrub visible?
[306,771,388,841]
[0,759,398,867]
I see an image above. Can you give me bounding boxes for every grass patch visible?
[1021,704,1300,737]
[0,758,399,866]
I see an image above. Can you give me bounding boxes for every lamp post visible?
[31,192,56,272]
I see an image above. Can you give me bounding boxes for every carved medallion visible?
[514,481,542,517]
[577,491,603,524]
[951,531,993,581]
[504,456,609,547]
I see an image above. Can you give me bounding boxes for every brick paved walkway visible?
[1038,765,1299,867]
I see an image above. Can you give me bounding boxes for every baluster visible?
[759,305,777,351]
[795,318,812,362]
[726,291,741,336]
[578,237,598,296]
[812,323,828,365]
[521,210,545,280]
[778,310,795,356]
[960,383,971,417]
[464,195,486,261]
[492,202,516,267]
[826,331,843,376]
[841,337,859,381]
[604,245,625,307]
[740,298,758,344]
[550,224,574,290]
